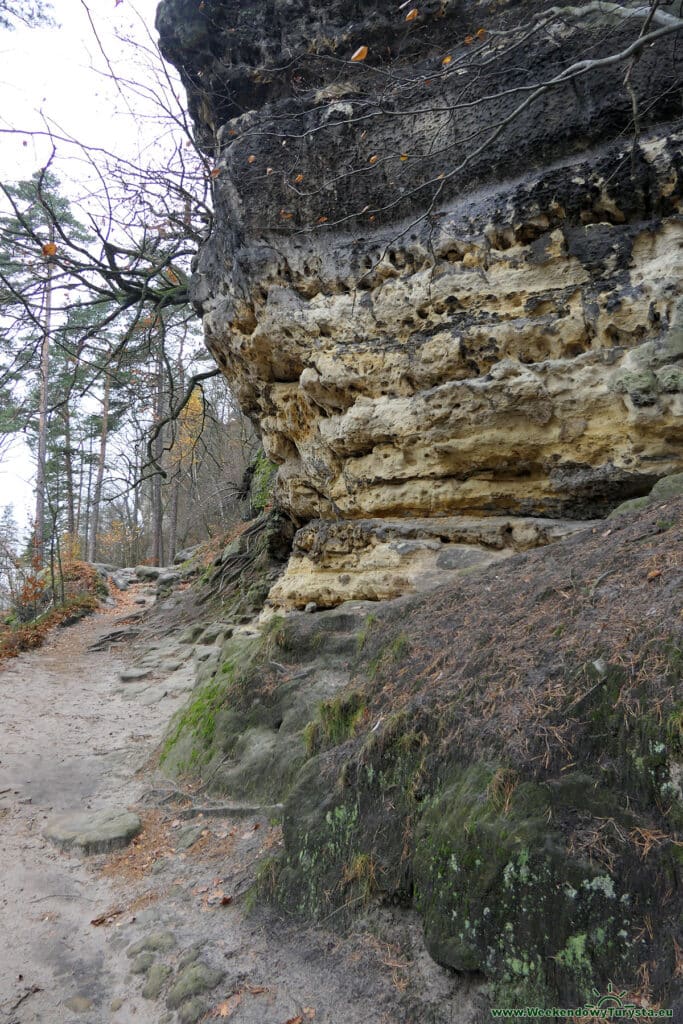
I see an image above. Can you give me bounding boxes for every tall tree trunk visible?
[151,350,165,566]
[167,474,179,564]
[33,224,54,564]
[87,368,110,563]
[61,403,76,538]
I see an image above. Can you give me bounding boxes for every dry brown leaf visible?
[647,569,662,580]
[368,154,378,165]
[90,907,123,927]
[214,992,243,1017]
[247,154,256,164]
[209,168,221,179]
[441,54,452,65]
[405,8,418,20]
[294,173,304,184]
[351,45,368,62]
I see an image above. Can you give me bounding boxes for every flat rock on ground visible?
[44,809,142,855]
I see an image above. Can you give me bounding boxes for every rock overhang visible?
[156,0,683,605]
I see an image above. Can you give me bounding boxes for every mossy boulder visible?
[413,766,644,1006]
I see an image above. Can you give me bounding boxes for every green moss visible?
[319,691,366,745]
[666,705,683,755]
[341,852,377,903]
[413,764,640,1005]
[251,449,277,512]
[355,612,378,654]
[160,678,224,764]
[303,719,320,756]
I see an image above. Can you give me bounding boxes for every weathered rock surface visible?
[268,513,597,609]
[157,0,683,570]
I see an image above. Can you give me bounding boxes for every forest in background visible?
[0,0,259,622]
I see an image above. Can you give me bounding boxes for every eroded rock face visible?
[157,0,683,597]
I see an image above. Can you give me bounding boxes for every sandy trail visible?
[0,593,171,1024]
[0,587,467,1024]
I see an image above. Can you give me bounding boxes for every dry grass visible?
[355,497,683,776]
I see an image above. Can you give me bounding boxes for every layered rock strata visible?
[157,0,683,603]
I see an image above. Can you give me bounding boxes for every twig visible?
[29,894,98,903]
[5,986,42,1012]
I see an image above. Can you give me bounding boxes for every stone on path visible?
[65,996,94,1012]
[44,808,141,854]
[119,667,152,682]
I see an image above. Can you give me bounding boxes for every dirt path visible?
[0,585,473,1024]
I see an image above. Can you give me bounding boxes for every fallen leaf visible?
[90,907,123,927]
[351,45,368,62]
[214,992,242,1017]
[441,54,452,66]
[368,154,378,165]
[247,985,268,994]
[294,173,304,184]
[247,154,256,164]
[210,168,221,178]
[647,569,662,580]
[405,8,418,20]
[317,216,328,224]
[279,209,293,219]
[476,27,487,39]
[284,1017,303,1024]
[400,153,408,161]
[464,34,474,44]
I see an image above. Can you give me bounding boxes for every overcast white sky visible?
[0,0,178,531]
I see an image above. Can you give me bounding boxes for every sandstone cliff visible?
[154,3,683,1011]
[158,5,681,496]
[157,0,682,607]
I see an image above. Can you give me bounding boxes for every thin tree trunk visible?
[62,403,76,538]
[151,348,165,566]
[87,368,110,563]
[82,432,94,558]
[167,473,179,564]
[34,224,54,564]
